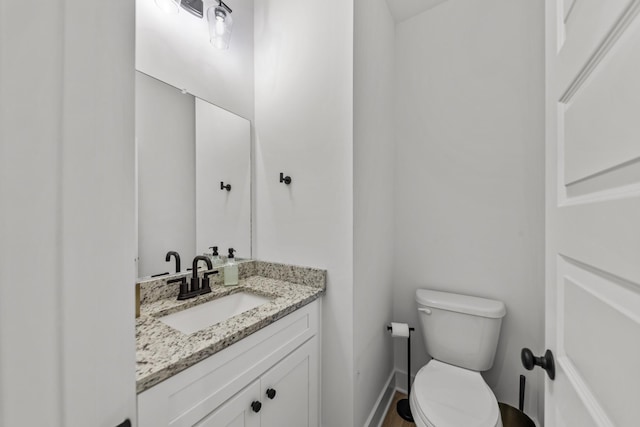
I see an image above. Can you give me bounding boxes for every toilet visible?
[410,289,506,427]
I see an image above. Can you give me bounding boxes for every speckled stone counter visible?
[136,261,325,393]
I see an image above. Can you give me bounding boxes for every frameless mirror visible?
[135,71,251,279]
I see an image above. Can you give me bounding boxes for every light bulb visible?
[207,4,233,50]
[216,17,226,36]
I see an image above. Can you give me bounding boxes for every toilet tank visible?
[415,289,506,371]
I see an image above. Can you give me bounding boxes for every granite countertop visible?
[135,261,326,393]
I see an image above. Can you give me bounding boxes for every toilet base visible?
[397,398,414,422]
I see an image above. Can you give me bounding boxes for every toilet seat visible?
[410,360,501,427]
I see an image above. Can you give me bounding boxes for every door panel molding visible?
[557,199,640,285]
[556,258,640,426]
[555,358,614,427]
[558,0,640,94]
[565,156,640,199]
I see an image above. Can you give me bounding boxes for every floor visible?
[381,392,416,427]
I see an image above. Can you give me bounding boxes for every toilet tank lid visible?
[416,289,506,318]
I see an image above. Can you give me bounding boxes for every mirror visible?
[135,71,251,279]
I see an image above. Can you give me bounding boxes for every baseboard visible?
[364,370,396,427]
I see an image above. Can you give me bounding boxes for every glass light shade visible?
[155,0,181,15]
[207,5,233,50]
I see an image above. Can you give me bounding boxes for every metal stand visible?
[387,325,415,422]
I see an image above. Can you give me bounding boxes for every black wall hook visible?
[279,173,292,185]
[220,181,231,191]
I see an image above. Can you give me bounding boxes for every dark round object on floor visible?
[396,398,414,422]
[499,403,536,427]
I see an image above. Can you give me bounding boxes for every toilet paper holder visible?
[387,324,415,422]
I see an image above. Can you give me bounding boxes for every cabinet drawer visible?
[138,300,318,427]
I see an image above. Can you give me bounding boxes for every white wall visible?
[136,72,196,277]
[136,0,254,120]
[253,0,355,425]
[0,1,136,426]
[353,0,396,425]
[385,0,448,22]
[0,1,64,424]
[393,0,545,421]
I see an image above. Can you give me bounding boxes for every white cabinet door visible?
[195,380,261,427]
[545,0,640,426]
[260,338,319,427]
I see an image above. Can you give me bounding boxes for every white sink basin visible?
[159,292,272,334]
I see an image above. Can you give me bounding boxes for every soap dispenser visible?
[207,246,223,267]
[224,248,238,286]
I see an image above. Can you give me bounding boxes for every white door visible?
[545,0,640,426]
[1,1,136,427]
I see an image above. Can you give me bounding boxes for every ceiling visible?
[385,0,449,22]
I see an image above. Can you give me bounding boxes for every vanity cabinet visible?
[138,300,319,427]
[195,338,316,427]
[195,379,261,427]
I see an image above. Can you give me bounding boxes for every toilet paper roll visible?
[390,322,410,338]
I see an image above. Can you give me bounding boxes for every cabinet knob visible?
[266,388,277,399]
[251,401,262,413]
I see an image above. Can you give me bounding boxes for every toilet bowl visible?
[410,289,506,427]
[409,360,502,427]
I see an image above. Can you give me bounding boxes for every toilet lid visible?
[412,360,499,427]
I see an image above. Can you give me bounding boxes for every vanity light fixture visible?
[155,0,181,15]
[181,0,204,17]
[207,1,234,50]
[154,0,234,50]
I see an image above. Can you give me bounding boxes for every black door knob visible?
[266,388,277,399]
[251,401,262,413]
[115,420,131,427]
[521,348,555,380]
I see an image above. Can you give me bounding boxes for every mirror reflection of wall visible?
[195,99,251,261]
[135,72,250,278]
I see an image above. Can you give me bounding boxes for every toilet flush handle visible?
[418,307,432,315]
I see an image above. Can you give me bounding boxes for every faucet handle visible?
[169,277,190,300]
[201,277,212,294]
[200,270,218,295]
